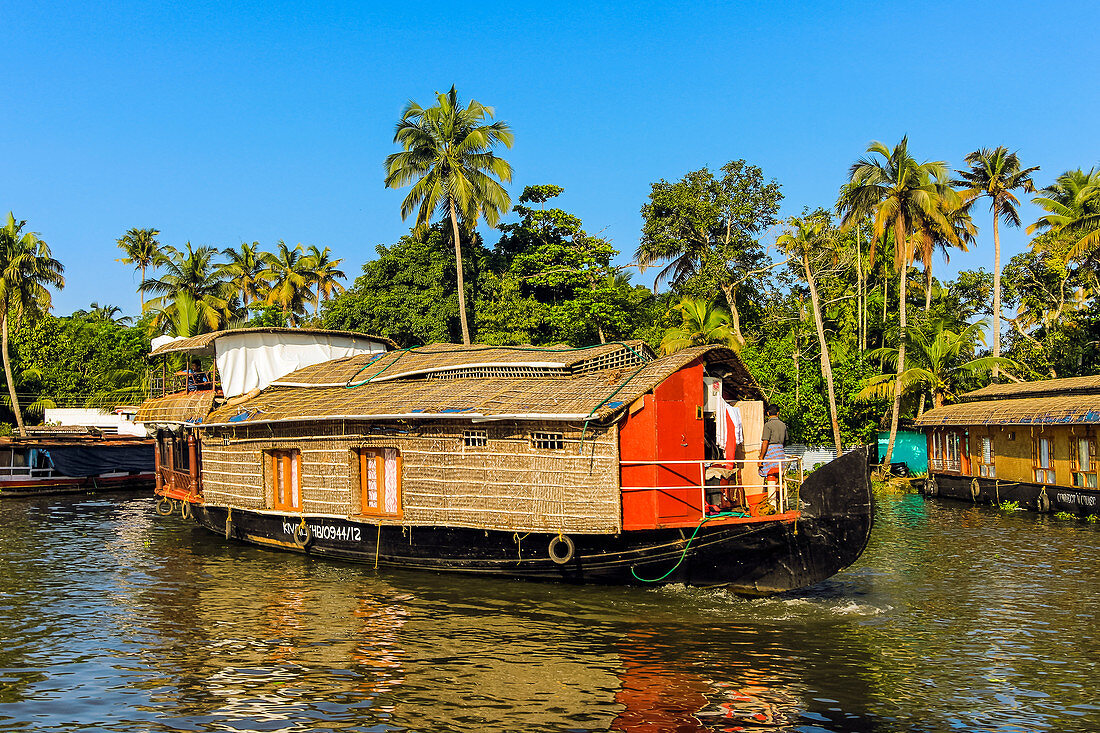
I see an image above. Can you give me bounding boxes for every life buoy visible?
[294,521,313,548]
[180,500,192,519]
[970,478,980,501]
[155,497,173,516]
[548,534,575,565]
[1038,490,1051,513]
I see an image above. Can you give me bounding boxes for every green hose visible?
[630,511,751,583]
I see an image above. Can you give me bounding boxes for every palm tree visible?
[140,242,229,334]
[261,241,311,325]
[218,242,267,309]
[858,321,1011,410]
[115,228,162,311]
[954,147,1039,373]
[1028,168,1100,260]
[659,298,739,355]
[0,213,65,435]
[302,245,347,316]
[913,186,976,312]
[384,85,514,345]
[837,137,956,467]
[776,216,843,454]
[78,302,133,325]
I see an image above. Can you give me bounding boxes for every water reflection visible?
[0,493,1097,731]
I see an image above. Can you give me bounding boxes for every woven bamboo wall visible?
[199,419,622,533]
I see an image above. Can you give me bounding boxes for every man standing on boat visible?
[758,406,788,501]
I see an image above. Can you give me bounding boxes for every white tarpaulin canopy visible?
[214,331,388,398]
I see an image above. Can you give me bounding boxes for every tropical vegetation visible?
[5,91,1100,460]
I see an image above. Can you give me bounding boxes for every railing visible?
[158,466,201,501]
[929,458,961,472]
[0,466,56,478]
[619,456,803,517]
[148,369,215,399]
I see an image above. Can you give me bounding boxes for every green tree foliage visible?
[636,160,783,346]
[1029,168,1100,261]
[261,241,313,325]
[141,242,231,334]
[858,321,1011,411]
[477,185,654,346]
[322,224,487,346]
[1002,234,1099,378]
[954,146,1039,364]
[659,298,739,355]
[384,85,514,345]
[838,138,958,465]
[7,313,149,416]
[115,227,162,311]
[0,213,65,435]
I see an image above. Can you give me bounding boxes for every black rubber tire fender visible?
[294,522,313,549]
[155,497,173,516]
[548,534,575,565]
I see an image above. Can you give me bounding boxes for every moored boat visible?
[0,428,154,496]
[138,330,873,594]
[917,376,1100,515]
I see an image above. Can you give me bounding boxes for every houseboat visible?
[0,428,154,496]
[916,376,1100,515]
[138,330,874,594]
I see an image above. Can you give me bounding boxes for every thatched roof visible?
[271,341,657,386]
[916,374,1100,427]
[959,374,1100,402]
[916,394,1100,428]
[136,391,217,425]
[203,343,761,427]
[149,328,397,357]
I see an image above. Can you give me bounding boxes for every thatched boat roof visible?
[136,391,217,425]
[203,343,761,428]
[958,374,1100,402]
[149,328,397,357]
[916,374,1100,427]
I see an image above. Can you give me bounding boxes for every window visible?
[931,431,962,472]
[463,430,488,447]
[1033,437,1056,485]
[1072,436,1097,489]
[531,432,565,450]
[269,449,301,511]
[358,448,402,516]
[978,436,996,478]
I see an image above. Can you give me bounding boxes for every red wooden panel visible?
[654,363,705,522]
[620,394,658,530]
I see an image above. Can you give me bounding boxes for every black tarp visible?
[45,444,154,478]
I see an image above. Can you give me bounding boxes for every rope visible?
[374,523,382,569]
[630,511,754,583]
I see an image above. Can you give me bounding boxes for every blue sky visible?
[4,1,1098,316]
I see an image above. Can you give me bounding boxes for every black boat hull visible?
[187,449,873,594]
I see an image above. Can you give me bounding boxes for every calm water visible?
[0,492,1096,733]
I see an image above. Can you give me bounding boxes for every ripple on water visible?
[0,493,1097,732]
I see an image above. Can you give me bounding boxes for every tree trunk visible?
[719,283,745,348]
[2,314,25,437]
[140,263,146,312]
[856,228,863,352]
[883,260,907,468]
[449,200,471,345]
[804,254,843,455]
[992,210,1002,378]
[924,266,933,312]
